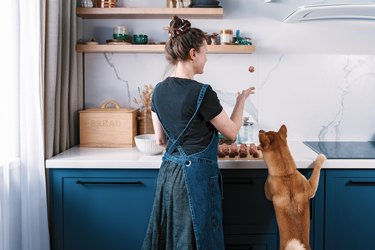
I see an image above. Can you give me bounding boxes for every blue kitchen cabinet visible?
[49,169,158,250]
[221,170,277,235]
[221,169,278,249]
[325,170,375,250]
[221,169,325,250]
[308,169,325,250]
[49,168,324,250]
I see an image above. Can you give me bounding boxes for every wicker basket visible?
[96,0,117,8]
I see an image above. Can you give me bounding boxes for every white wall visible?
[83,0,375,141]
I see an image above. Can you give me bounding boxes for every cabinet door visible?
[305,169,325,250]
[221,169,324,250]
[221,170,277,235]
[325,170,375,250]
[50,169,157,250]
[225,235,277,250]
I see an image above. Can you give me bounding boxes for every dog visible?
[258,125,326,250]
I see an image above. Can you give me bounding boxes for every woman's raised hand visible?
[237,87,255,101]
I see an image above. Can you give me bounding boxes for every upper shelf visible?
[75,7,255,54]
[76,7,224,19]
[76,44,256,54]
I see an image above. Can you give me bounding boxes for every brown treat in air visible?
[248,66,255,73]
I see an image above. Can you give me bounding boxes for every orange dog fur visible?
[258,125,326,250]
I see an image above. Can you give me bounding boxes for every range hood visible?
[284,3,375,23]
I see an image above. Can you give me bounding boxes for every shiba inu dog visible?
[258,125,326,250]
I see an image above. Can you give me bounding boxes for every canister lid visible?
[220,29,233,34]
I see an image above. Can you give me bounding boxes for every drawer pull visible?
[346,180,375,186]
[76,180,142,185]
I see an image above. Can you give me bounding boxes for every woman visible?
[142,16,255,250]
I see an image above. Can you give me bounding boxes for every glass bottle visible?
[237,117,254,145]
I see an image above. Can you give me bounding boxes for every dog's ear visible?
[278,124,287,140]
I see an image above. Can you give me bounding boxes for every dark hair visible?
[165,16,207,65]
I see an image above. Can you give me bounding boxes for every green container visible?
[113,33,129,40]
[133,34,148,44]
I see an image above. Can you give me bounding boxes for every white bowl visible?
[134,134,165,155]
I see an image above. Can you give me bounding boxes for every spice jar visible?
[220,29,233,45]
[237,117,254,145]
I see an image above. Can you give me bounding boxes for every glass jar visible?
[237,117,254,145]
[113,26,128,40]
[220,29,233,45]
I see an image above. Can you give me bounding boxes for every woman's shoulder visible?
[154,77,215,96]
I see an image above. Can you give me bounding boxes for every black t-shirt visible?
[152,77,223,155]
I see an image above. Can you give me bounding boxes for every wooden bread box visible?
[79,100,137,147]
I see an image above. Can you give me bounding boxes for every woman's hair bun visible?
[168,16,191,38]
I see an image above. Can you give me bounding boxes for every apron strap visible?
[153,84,209,156]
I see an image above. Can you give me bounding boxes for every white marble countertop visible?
[45,141,375,169]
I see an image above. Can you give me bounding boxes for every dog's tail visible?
[285,239,306,250]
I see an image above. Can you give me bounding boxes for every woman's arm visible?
[210,87,255,141]
[151,111,167,146]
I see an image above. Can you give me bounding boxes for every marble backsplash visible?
[84,53,375,142]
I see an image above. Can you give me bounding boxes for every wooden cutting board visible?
[218,153,263,160]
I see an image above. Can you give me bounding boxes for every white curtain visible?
[0,1,50,250]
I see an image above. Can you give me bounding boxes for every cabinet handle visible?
[346,180,375,186]
[223,180,254,185]
[76,180,142,185]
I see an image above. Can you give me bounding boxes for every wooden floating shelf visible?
[76,7,224,19]
[76,44,256,54]
[208,45,256,54]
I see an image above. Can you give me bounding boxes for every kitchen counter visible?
[45,141,375,169]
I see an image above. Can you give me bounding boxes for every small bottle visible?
[237,117,254,145]
[234,29,241,44]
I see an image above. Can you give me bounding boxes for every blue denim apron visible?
[153,84,225,250]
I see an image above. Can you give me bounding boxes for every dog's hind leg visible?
[307,154,325,198]
[264,178,272,201]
